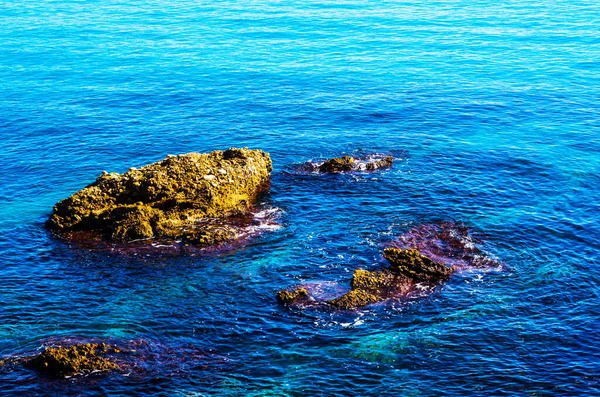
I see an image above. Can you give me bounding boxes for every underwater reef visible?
[46,148,272,247]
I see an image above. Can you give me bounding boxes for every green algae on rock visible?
[25,343,121,377]
[46,148,272,246]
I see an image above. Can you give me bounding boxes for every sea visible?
[1,0,599,395]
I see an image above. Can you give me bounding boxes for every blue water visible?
[1,0,600,395]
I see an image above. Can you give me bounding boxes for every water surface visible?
[1,0,599,395]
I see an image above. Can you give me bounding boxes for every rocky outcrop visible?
[46,148,272,246]
[328,288,381,310]
[297,154,393,174]
[318,156,356,173]
[392,221,503,270]
[318,155,393,173]
[278,222,501,310]
[1,338,215,380]
[278,248,453,310]
[383,248,453,282]
[276,287,310,305]
[25,343,121,377]
[326,248,452,309]
[363,156,394,171]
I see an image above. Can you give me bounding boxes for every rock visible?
[278,223,499,311]
[318,156,355,173]
[277,287,309,305]
[325,267,413,310]
[350,268,396,292]
[393,221,503,270]
[46,148,272,246]
[315,155,393,173]
[279,248,452,310]
[384,248,453,282]
[364,156,393,171]
[25,343,121,377]
[328,289,380,309]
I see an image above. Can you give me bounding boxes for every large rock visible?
[46,148,272,245]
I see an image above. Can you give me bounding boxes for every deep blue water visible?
[1,0,600,395]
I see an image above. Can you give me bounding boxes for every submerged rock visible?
[391,221,503,270]
[46,148,272,247]
[1,337,218,381]
[325,248,451,309]
[278,248,451,310]
[25,343,121,377]
[278,222,500,310]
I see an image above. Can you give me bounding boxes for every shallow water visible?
[1,0,600,395]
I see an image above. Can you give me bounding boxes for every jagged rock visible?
[278,222,500,310]
[318,156,355,173]
[0,338,218,380]
[276,287,309,305]
[384,248,453,282]
[25,343,121,377]
[317,155,393,173]
[394,221,503,270]
[365,156,393,171]
[46,148,272,246]
[350,268,396,292]
[328,289,380,309]
[300,154,393,174]
[279,248,453,310]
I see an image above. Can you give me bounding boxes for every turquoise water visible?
[1,0,599,395]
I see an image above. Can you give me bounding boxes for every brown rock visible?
[318,156,355,173]
[277,287,310,305]
[46,148,272,246]
[328,289,381,309]
[384,248,453,282]
[280,248,451,310]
